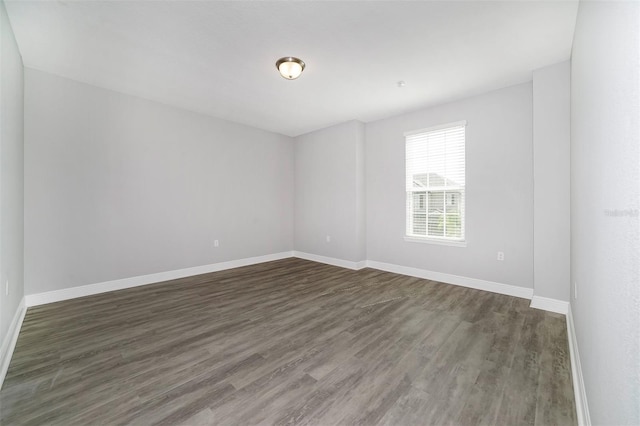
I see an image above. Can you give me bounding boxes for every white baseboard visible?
[365,260,534,300]
[25,251,294,307]
[9,252,573,394]
[567,304,591,426]
[1,297,26,390]
[24,251,567,319]
[530,295,569,314]
[293,251,366,271]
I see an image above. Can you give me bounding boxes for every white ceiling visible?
[5,0,578,137]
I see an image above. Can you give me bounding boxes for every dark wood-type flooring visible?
[0,258,576,425]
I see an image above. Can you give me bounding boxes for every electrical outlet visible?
[497,251,505,261]
[5,280,8,296]
[326,235,331,243]
[214,239,219,247]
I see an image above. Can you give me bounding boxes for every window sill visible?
[404,236,467,247]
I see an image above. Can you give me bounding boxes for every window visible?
[405,121,466,244]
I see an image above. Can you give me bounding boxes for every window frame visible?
[404,120,467,247]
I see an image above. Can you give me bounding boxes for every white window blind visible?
[405,121,466,243]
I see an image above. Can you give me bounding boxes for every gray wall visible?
[294,120,366,262]
[366,83,534,289]
[571,1,640,424]
[0,0,24,356]
[532,61,570,301]
[24,69,294,295]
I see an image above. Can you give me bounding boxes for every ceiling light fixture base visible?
[276,57,305,80]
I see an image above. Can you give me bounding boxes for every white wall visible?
[24,69,294,295]
[533,61,571,302]
[294,120,366,262]
[571,1,640,424]
[0,0,24,366]
[366,83,534,289]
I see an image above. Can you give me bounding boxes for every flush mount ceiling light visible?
[276,57,305,80]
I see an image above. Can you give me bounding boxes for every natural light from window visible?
[405,121,466,245]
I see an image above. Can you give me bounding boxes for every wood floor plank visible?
[0,258,576,425]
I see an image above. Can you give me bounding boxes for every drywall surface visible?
[571,1,640,424]
[366,83,534,289]
[294,120,366,262]
[532,61,570,301]
[0,0,24,357]
[355,122,366,261]
[24,69,294,295]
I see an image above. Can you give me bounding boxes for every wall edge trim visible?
[1,297,26,390]
[567,303,591,426]
[293,251,366,270]
[11,253,576,396]
[530,295,569,314]
[23,253,572,320]
[365,260,534,299]
[25,251,295,307]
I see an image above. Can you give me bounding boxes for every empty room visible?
[0,0,638,425]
